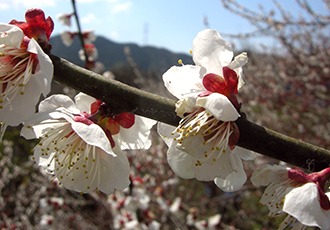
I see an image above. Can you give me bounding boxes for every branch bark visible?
[50,54,330,172]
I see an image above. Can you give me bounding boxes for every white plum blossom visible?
[0,22,53,141]
[78,43,98,62]
[82,30,96,44]
[21,93,155,195]
[39,197,64,213]
[39,214,54,230]
[60,31,75,47]
[251,164,330,229]
[169,197,185,221]
[169,197,182,213]
[195,214,221,230]
[186,207,200,227]
[56,13,74,27]
[158,29,252,192]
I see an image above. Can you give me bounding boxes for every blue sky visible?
[0,0,327,54]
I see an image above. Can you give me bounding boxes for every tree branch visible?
[50,54,330,172]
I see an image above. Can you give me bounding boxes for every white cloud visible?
[81,13,97,23]
[110,31,119,38]
[76,0,100,3]
[0,3,10,10]
[112,1,132,13]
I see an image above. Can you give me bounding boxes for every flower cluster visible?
[0,8,53,142]
[21,93,155,194]
[158,29,253,192]
[60,30,96,48]
[0,8,157,198]
[56,11,100,71]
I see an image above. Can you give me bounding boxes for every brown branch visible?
[50,55,179,125]
[50,54,330,172]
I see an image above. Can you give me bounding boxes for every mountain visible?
[49,35,193,74]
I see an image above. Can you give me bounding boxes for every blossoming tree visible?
[1,3,330,229]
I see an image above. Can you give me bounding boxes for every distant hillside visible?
[49,35,193,74]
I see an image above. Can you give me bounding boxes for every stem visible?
[50,54,330,172]
[71,0,88,62]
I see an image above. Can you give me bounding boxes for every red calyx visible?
[202,67,240,110]
[288,168,330,210]
[9,8,54,41]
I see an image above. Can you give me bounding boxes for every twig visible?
[71,0,88,62]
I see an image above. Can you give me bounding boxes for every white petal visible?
[1,75,43,126]
[178,133,234,180]
[175,97,197,117]
[226,52,248,70]
[38,94,80,114]
[192,149,233,181]
[162,65,206,99]
[20,124,37,139]
[232,146,254,161]
[113,115,156,150]
[226,52,248,91]
[207,214,221,230]
[61,145,130,195]
[71,122,115,157]
[60,31,74,47]
[78,49,86,61]
[34,149,56,170]
[166,143,195,179]
[214,152,246,192]
[148,221,161,230]
[21,111,72,139]
[169,197,182,213]
[0,23,23,48]
[74,92,96,113]
[125,220,139,230]
[98,146,131,193]
[157,122,176,147]
[27,38,53,96]
[251,164,289,187]
[236,67,245,91]
[208,214,222,227]
[83,30,96,44]
[178,133,208,158]
[192,29,233,75]
[283,183,330,229]
[56,14,71,27]
[196,93,240,121]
